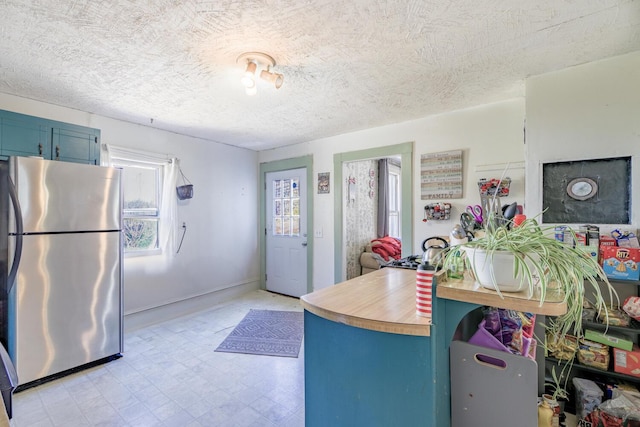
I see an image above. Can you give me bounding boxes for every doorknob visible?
[302,242,308,247]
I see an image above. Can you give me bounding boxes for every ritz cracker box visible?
[601,246,640,281]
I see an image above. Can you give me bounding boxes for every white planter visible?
[462,247,540,293]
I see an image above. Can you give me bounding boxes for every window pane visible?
[274,180,282,198]
[389,213,399,238]
[389,174,399,211]
[283,179,291,197]
[388,171,401,239]
[283,216,291,235]
[121,165,159,210]
[274,217,283,235]
[123,218,158,251]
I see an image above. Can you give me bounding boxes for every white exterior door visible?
[265,168,308,297]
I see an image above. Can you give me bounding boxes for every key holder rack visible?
[422,202,451,222]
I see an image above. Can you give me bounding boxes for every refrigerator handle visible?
[7,175,23,294]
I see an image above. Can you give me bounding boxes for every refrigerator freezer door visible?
[9,156,121,234]
[9,232,122,385]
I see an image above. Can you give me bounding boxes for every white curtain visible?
[103,144,179,255]
[159,158,178,253]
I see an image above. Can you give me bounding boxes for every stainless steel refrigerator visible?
[0,156,123,387]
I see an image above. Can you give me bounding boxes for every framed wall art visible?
[317,172,330,194]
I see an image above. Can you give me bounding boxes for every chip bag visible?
[623,297,640,322]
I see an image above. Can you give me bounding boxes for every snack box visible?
[577,245,599,265]
[602,246,640,281]
[585,329,633,351]
[599,236,618,264]
[614,345,640,378]
[600,236,618,247]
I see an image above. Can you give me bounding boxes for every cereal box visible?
[602,246,640,281]
[614,346,640,378]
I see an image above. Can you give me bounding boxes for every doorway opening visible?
[342,157,401,280]
[333,142,413,283]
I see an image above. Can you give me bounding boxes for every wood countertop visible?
[301,267,568,337]
[301,268,431,337]
[436,275,567,316]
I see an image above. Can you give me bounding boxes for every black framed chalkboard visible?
[542,157,631,224]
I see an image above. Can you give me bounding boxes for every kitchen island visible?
[301,267,566,427]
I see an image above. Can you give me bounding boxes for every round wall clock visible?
[566,177,598,201]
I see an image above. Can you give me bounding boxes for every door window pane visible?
[272,176,300,236]
[274,217,283,235]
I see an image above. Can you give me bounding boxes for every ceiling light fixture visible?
[236,52,284,95]
[241,61,257,89]
[260,67,284,89]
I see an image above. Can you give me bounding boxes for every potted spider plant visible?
[442,212,618,397]
[443,214,616,337]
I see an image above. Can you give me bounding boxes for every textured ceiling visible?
[1,1,639,151]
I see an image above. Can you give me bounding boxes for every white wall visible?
[260,98,527,289]
[525,51,640,229]
[0,93,260,323]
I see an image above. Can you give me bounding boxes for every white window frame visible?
[388,163,401,239]
[111,156,165,257]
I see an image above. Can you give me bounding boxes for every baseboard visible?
[124,281,260,333]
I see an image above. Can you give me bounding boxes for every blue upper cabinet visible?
[0,110,100,165]
[52,126,100,164]
[0,114,51,159]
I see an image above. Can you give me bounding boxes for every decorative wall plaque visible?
[420,150,463,200]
